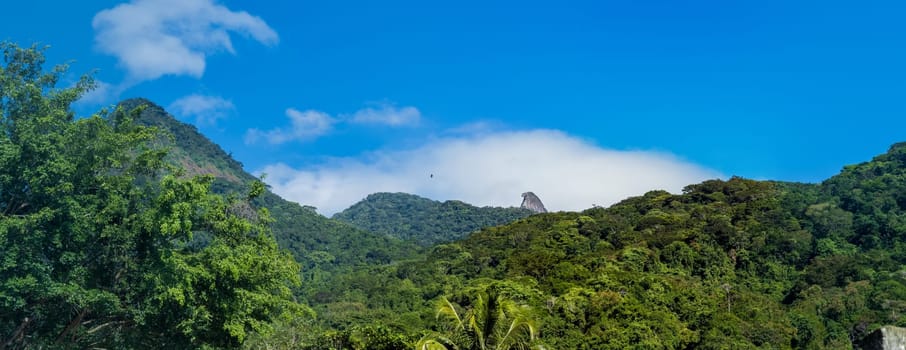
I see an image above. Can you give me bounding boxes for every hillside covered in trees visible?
[0,43,305,349]
[119,98,420,271]
[4,43,906,349]
[296,143,906,349]
[333,192,533,246]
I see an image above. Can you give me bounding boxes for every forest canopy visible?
[3,42,906,350]
[0,42,305,349]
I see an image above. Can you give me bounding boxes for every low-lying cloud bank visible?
[258,129,721,216]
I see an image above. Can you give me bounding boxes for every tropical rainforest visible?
[333,192,532,247]
[2,43,906,349]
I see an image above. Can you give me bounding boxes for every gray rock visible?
[860,326,906,350]
[520,192,548,213]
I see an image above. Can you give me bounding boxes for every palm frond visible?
[436,297,465,331]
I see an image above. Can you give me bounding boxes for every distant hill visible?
[111,100,906,348]
[306,143,906,348]
[333,192,534,246]
[118,99,420,273]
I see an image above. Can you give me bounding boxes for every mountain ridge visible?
[301,142,906,348]
[117,98,421,271]
[115,99,906,348]
[333,192,534,246]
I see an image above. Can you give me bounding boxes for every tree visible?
[0,42,306,349]
[417,284,542,350]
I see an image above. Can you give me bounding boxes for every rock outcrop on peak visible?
[859,326,906,350]
[520,191,548,213]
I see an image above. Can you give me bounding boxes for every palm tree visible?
[416,285,543,350]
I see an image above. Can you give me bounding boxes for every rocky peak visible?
[520,192,548,213]
[859,326,906,350]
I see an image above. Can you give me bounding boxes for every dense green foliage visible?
[416,283,542,350]
[120,99,421,273]
[119,97,255,185]
[0,43,304,349]
[129,88,906,349]
[8,41,906,349]
[117,99,424,345]
[302,144,906,349]
[334,192,533,246]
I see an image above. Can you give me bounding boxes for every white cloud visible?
[92,0,278,82]
[257,129,721,216]
[245,108,336,144]
[350,103,421,126]
[167,94,235,126]
[244,102,420,144]
[76,79,118,106]
[444,120,504,136]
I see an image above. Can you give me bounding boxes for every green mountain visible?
[120,98,906,348]
[298,143,906,349]
[119,98,420,273]
[0,42,315,350]
[333,192,534,246]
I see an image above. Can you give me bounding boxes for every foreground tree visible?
[417,285,542,350]
[0,42,306,349]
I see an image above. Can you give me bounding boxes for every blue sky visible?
[2,0,904,214]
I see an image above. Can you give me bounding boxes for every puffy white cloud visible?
[92,0,278,82]
[257,129,722,215]
[245,102,421,144]
[167,94,235,126]
[349,103,421,127]
[245,108,336,144]
[76,79,118,106]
